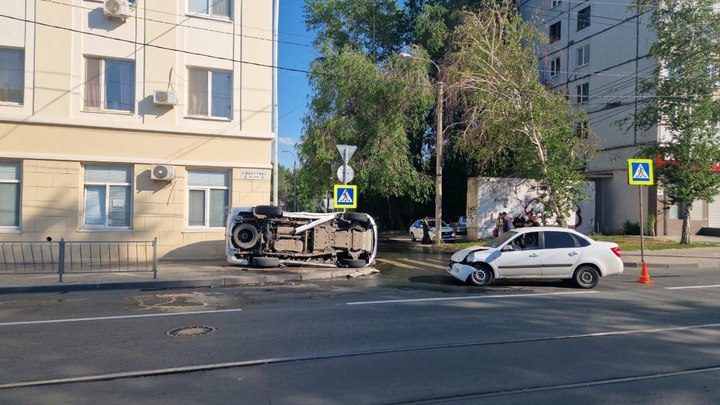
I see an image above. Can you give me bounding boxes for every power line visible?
[39,0,316,50]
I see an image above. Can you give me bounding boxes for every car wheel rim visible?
[472,270,487,283]
[579,270,594,285]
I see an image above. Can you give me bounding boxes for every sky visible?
[277,0,316,169]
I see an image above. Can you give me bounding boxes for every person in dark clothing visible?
[421,217,431,244]
[513,213,526,229]
[502,212,511,232]
[525,212,541,227]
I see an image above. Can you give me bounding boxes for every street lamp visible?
[282,149,298,211]
[399,52,444,244]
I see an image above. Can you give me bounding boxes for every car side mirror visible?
[501,245,515,252]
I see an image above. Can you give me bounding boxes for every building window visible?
[0,48,24,104]
[188,170,229,228]
[550,57,561,77]
[551,0,561,8]
[188,0,232,18]
[188,68,232,119]
[577,44,590,67]
[0,162,21,228]
[549,22,561,43]
[577,6,591,31]
[83,165,132,229]
[85,57,136,113]
[576,82,589,104]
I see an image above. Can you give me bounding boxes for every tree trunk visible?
[680,204,692,244]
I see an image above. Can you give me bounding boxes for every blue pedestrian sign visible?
[334,185,357,209]
[628,159,654,185]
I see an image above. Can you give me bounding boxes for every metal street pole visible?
[435,81,443,245]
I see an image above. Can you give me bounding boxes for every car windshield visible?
[427,220,449,228]
[486,230,519,248]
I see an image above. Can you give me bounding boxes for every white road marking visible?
[376,258,416,269]
[347,290,597,305]
[0,308,243,327]
[666,284,720,290]
[399,258,448,270]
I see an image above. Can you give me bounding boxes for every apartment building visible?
[0,0,274,259]
[519,0,719,235]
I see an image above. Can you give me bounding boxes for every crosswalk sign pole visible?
[639,185,645,264]
[628,158,654,285]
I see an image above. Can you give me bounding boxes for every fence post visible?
[152,237,158,279]
[58,239,65,283]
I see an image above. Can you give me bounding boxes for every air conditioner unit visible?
[153,90,178,106]
[151,165,176,181]
[104,0,135,20]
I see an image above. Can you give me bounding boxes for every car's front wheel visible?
[574,265,599,289]
[410,232,417,242]
[468,264,494,286]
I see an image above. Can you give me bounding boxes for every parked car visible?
[449,215,467,235]
[409,219,456,242]
[447,227,623,288]
[226,206,377,268]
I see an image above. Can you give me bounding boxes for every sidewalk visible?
[0,261,380,294]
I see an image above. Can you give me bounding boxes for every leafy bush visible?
[622,220,640,235]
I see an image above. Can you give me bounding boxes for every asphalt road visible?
[1,241,719,404]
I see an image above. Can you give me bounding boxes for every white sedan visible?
[447,227,623,288]
[409,219,456,242]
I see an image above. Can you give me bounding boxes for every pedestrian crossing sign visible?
[628,159,654,185]
[334,185,357,208]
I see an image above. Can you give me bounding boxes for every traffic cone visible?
[636,262,654,284]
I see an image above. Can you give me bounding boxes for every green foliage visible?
[441,2,595,226]
[622,220,640,235]
[630,0,720,243]
[298,49,435,204]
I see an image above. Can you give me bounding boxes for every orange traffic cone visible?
[636,262,654,285]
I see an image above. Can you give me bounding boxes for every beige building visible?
[0,0,274,259]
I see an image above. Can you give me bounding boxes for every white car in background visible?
[447,227,623,288]
[226,206,377,268]
[409,219,456,242]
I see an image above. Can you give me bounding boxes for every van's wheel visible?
[340,259,367,268]
[252,257,280,268]
[574,265,599,289]
[231,223,259,250]
[254,205,282,218]
[468,264,494,286]
[343,212,368,222]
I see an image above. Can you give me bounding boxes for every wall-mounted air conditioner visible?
[153,90,178,106]
[104,0,135,20]
[151,165,176,181]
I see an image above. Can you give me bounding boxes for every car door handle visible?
[529,253,539,258]
[568,252,579,256]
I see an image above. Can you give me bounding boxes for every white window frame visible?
[576,83,590,104]
[186,67,233,120]
[0,47,25,106]
[82,166,133,230]
[577,44,590,67]
[84,57,136,113]
[187,170,230,229]
[550,57,561,77]
[0,162,21,231]
[187,0,232,19]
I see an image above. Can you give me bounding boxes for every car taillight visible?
[611,246,622,258]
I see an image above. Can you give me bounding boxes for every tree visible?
[438,2,594,226]
[631,0,720,243]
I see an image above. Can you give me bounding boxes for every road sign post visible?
[627,159,655,284]
[336,145,357,211]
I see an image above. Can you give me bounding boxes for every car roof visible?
[509,226,586,236]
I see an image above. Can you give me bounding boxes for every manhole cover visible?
[166,326,216,337]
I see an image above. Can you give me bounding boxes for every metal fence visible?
[0,238,157,282]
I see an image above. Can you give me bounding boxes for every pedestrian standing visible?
[421,216,431,244]
[502,212,511,233]
[513,213,526,229]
